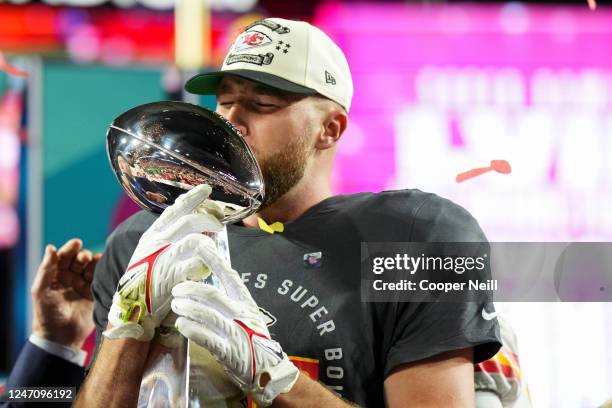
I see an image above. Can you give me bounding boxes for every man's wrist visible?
[29,333,88,367]
[31,322,85,349]
[272,372,356,408]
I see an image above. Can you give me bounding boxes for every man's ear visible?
[315,108,348,150]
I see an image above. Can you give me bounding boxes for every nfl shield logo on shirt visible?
[303,252,322,269]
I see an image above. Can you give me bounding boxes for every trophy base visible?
[138,337,245,408]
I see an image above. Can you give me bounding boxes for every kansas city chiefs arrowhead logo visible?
[233,30,272,52]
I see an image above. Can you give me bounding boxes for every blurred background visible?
[0,0,611,406]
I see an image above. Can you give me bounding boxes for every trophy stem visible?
[185,226,239,408]
[139,225,244,408]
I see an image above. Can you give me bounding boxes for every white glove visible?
[104,184,224,341]
[171,262,299,406]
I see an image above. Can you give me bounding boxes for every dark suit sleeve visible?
[0,341,84,408]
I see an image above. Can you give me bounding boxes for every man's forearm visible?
[273,372,358,408]
[74,333,150,408]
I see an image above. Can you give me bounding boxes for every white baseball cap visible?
[185,18,353,112]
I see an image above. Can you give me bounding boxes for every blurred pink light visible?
[66,25,100,63]
[0,204,18,248]
[100,36,134,66]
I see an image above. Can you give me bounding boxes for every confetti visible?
[456,160,511,183]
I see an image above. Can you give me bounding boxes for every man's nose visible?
[223,105,248,137]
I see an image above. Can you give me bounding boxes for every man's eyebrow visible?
[216,82,233,95]
[252,84,287,98]
[216,79,303,102]
[252,84,306,102]
[215,82,279,97]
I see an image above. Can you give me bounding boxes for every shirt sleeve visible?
[384,194,502,377]
[28,335,87,367]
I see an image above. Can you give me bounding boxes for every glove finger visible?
[172,279,221,298]
[150,184,212,232]
[172,295,245,345]
[172,296,224,326]
[162,234,218,285]
[175,316,230,360]
[173,281,270,337]
[163,213,223,242]
[172,233,218,262]
[187,237,255,304]
[172,281,241,318]
[173,256,214,287]
[194,199,226,220]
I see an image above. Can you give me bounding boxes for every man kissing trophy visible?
[107,101,265,407]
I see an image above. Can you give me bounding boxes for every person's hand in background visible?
[31,239,101,349]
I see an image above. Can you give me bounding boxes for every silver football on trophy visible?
[106,101,264,223]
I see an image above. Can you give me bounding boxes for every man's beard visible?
[254,134,312,210]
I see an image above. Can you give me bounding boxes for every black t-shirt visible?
[92,189,501,407]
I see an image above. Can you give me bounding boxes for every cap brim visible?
[185,69,318,96]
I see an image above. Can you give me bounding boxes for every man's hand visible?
[104,184,224,341]
[171,260,299,407]
[31,238,100,349]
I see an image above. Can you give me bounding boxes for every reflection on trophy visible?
[106,101,264,407]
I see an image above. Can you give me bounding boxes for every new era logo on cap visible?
[185,18,353,112]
